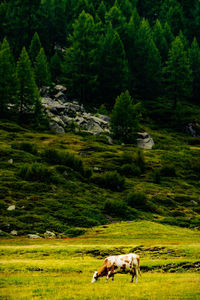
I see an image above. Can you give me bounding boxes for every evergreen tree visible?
[163,22,174,48]
[98,24,129,106]
[97,1,107,23]
[162,36,192,109]
[16,47,40,114]
[50,51,62,82]
[0,38,18,114]
[133,19,162,100]
[34,48,51,87]
[153,19,168,62]
[111,90,140,143]
[29,32,42,63]
[189,38,200,103]
[62,11,100,103]
[105,3,127,40]
[178,30,189,49]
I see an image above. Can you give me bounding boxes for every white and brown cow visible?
[91,253,141,283]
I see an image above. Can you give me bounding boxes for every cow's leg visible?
[135,268,138,284]
[106,270,112,281]
[130,269,135,283]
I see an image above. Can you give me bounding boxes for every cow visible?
[91,253,141,283]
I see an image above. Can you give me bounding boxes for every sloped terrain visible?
[0,120,200,236]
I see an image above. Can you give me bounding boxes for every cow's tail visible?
[136,257,142,277]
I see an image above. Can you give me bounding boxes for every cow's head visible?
[91,271,99,283]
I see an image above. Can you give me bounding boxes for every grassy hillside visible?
[0,221,200,299]
[0,120,200,236]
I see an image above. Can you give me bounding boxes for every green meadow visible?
[1,221,200,299]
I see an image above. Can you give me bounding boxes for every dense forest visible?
[0,0,200,128]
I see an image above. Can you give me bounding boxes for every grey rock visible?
[28,234,42,239]
[137,132,154,150]
[8,159,13,164]
[7,205,15,211]
[50,122,65,134]
[184,122,200,137]
[54,84,67,93]
[10,230,18,236]
[44,231,56,238]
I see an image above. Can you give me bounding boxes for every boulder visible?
[27,234,42,239]
[10,230,18,236]
[7,205,15,211]
[50,122,65,134]
[8,159,13,164]
[137,132,154,150]
[184,122,200,137]
[54,84,67,93]
[44,231,56,238]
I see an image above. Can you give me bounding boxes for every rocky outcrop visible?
[137,132,154,149]
[184,122,200,137]
[41,85,110,135]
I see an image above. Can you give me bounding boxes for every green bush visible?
[152,169,161,184]
[160,165,176,177]
[120,164,141,177]
[18,163,57,183]
[134,150,145,172]
[65,228,86,237]
[92,171,125,191]
[127,191,147,209]
[103,199,127,217]
[42,148,89,176]
[11,142,38,155]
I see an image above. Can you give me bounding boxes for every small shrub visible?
[103,171,125,191]
[42,148,84,173]
[134,150,145,172]
[120,164,141,177]
[152,169,161,184]
[160,165,176,177]
[120,152,133,164]
[18,163,55,183]
[103,199,127,217]
[127,191,147,209]
[65,228,86,237]
[11,142,38,155]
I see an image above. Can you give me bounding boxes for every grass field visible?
[1,221,200,299]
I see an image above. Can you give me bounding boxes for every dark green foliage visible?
[34,48,51,87]
[134,150,146,172]
[18,163,56,183]
[65,228,86,237]
[28,32,42,63]
[189,38,200,103]
[98,25,129,106]
[120,164,141,177]
[162,36,192,109]
[153,20,168,62]
[111,91,140,142]
[127,191,147,209]
[50,51,62,81]
[0,38,18,114]
[152,169,161,184]
[11,142,38,155]
[92,171,125,191]
[160,165,176,177]
[16,47,40,114]
[62,11,100,103]
[103,199,127,217]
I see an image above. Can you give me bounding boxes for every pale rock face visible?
[44,231,56,238]
[137,132,154,149]
[27,234,42,239]
[10,230,18,236]
[7,205,15,211]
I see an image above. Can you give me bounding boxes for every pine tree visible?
[62,11,100,103]
[29,32,42,63]
[162,36,192,109]
[111,90,140,143]
[98,24,129,106]
[163,22,174,48]
[16,47,40,114]
[34,48,51,87]
[189,37,200,103]
[0,38,18,114]
[105,3,127,40]
[133,19,162,100]
[153,20,168,62]
[50,51,62,82]
[97,1,107,23]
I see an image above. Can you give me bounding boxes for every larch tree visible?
[16,47,40,115]
[162,36,192,109]
[62,10,100,103]
[29,32,42,63]
[34,48,51,87]
[0,38,18,114]
[189,37,200,103]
